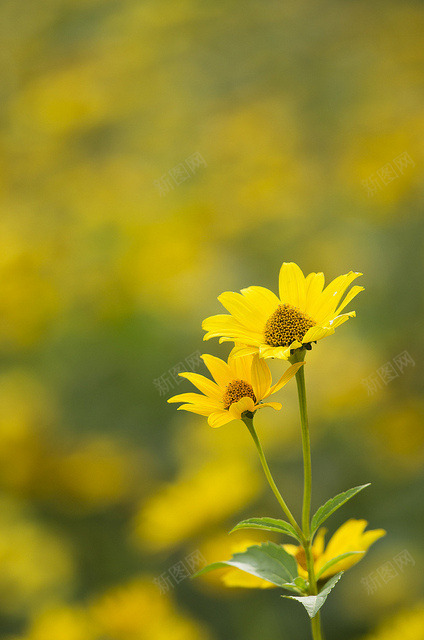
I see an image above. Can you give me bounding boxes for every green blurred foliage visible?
[0,0,423,638]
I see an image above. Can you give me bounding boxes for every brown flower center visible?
[222,380,256,410]
[264,304,316,347]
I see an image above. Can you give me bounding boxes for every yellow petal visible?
[255,402,282,411]
[201,354,232,387]
[304,272,325,316]
[202,314,263,345]
[333,285,364,318]
[251,354,272,400]
[228,396,255,420]
[268,362,304,396]
[177,404,213,416]
[258,344,291,360]
[312,528,327,557]
[228,352,253,382]
[313,272,362,324]
[327,312,355,329]
[239,286,280,321]
[218,291,265,331]
[279,262,306,308]
[229,344,259,358]
[207,411,234,428]
[179,372,222,401]
[303,325,335,343]
[168,392,217,407]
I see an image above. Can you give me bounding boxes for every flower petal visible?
[229,344,259,358]
[304,272,325,316]
[313,272,362,323]
[218,291,266,331]
[228,396,255,420]
[202,314,263,345]
[177,404,214,416]
[258,344,292,360]
[279,262,306,308]
[255,402,282,411]
[268,362,304,396]
[179,372,222,401]
[207,411,234,428]
[201,354,232,387]
[333,285,364,318]
[239,286,280,321]
[303,325,335,343]
[251,354,272,400]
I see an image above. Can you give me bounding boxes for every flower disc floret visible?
[264,304,316,348]
[223,380,257,410]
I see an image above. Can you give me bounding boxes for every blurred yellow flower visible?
[24,605,96,640]
[168,349,303,427]
[284,519,386,581]
[0,499,74,615]
[133,458,261,552]
[361,603,424,640]
[203,262,363,360]
[91,577,211,640]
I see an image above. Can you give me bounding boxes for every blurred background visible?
[0,0,423,638]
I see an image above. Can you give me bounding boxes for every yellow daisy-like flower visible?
[168,349,304,428]
[202,262,364,360]
[284,519,386,582]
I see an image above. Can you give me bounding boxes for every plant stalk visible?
[291,349,324,640]
[242,416,302,540]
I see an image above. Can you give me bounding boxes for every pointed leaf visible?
[230,517,302,542]
[283,572,343,618]
[311,484,370,535]
[315,552,364,580]
[192,542,298,586]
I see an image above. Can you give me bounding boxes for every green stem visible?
[311,613,323,640]
[290,350,324,640]
[242,416,303,540]
[292,352,312,537]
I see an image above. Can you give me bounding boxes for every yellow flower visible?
[361,603,424,640]
[284,519,386,581]
[168,349,303,428]
[202,262,364,360]
[134,458,261,552]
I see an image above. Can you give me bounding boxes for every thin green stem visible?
[242,416,303,540]
[292,352,312,537]
[290,350,324,640]
[311,612,323,640]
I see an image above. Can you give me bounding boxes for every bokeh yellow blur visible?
[1,1,423,638]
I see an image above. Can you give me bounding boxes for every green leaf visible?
[281,576,309,595]
[192,542,299,587]
[311,484,370,535]
[229,517,302,542]
[283,572,343,618]
[315,552,364,580]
